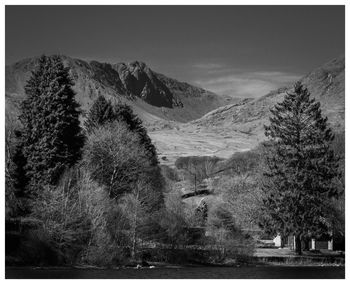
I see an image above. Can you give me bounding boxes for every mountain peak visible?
[6,55,234,123]
[128,60,147,69]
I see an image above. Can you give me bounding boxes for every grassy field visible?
[149,124,256,165]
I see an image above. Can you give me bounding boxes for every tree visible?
[20,55,84,192]
[5,111,25,217]
[113,103,158,166]
[159,192,191,248]
[83,122,151,199]
[118,181,162,260]
[220,175,263,231]
[112,103,164,203]
[84,95,116,134]
[260,82,341,254]
[83,121,163,207]
[85,98,159,166]
[206,203,255,261]
[84,122,164,261]
[175,156,219,192]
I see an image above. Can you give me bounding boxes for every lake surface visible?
[6,266,345,279]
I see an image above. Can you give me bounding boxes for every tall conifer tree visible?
[84,95,115,134]
[113,103,158,166]
[260,82,340,254]
[20,55,84,191]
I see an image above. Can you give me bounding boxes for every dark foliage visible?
[175,156,222,187]
[11,131,30,198]
[260,82,341,254]
[84,95,116,134]
[19,55,84,192]
[175,156,222,170]
[113,103,158,166]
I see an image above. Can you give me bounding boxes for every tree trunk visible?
[295,234,302,255]
[131,215,137,261]
[131,189,140,261]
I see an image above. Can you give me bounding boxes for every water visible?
[6,266,345,279]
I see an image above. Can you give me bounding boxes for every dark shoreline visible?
[6,265,345,279]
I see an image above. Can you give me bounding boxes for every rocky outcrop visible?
[6,56,233,123]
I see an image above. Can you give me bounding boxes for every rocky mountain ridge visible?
[5,55,344,166]
[6,55,237,124]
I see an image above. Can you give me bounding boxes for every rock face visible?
[6,56,235,123]
[113,61,174,107]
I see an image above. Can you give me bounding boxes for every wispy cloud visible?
[194,69,301,98]
[192,63,225,70]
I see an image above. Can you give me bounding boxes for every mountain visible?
[191,55,345,135]
[5,55,238,125]
[6,55,344,166]
[149,56,345,165]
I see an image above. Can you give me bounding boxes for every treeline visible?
[168,128,344,239]
[5,55,255,267]
[167,83,345,254]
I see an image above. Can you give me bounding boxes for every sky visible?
[6,5,345,98]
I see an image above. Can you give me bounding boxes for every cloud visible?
[192,63,224,70]
[194,70,301,98]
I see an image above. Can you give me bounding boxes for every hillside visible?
[5,55,344,166]
[192,55,345,134]
[5,55,237,125]
[149,56,345,165]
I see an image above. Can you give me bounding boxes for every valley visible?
[6,55,345,166]
[148,55,345,165]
